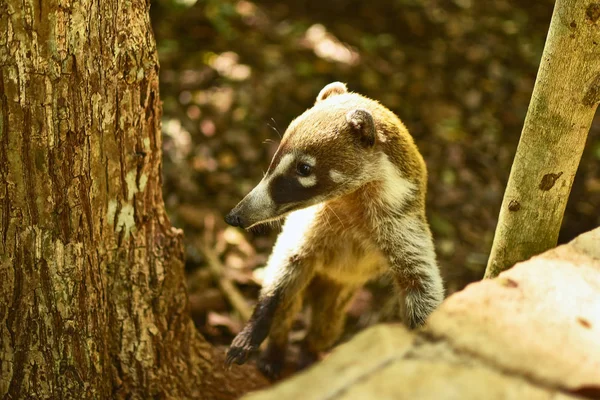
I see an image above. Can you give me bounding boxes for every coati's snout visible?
[224,152,324,229]
[225,178,275,229]
[225,82,378,230]
[224,210,243,227]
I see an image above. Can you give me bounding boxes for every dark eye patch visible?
[269,175,321,204]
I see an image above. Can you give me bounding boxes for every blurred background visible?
[150,0,600,356]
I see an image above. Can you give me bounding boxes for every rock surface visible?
[243,228,600,400]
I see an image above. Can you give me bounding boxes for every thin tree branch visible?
[485,0,600,278]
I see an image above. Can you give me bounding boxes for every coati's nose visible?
[225,212,243,227]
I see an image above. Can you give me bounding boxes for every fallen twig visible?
[199,242,254,323]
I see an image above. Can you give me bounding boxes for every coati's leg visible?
[257,294,303,379]
[379,213,444,329]
[226,253,315,368]
[300,276,357,369]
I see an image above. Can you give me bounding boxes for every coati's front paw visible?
[257,352,285,380]
[257,343,286,380]
[225,330,259,367]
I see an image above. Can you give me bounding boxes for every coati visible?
[224,82,444,378]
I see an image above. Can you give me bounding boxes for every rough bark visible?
[0,0,266,398]
[485,0,600,278]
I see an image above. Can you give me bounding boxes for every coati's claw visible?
[225,345,251,367]
[225,331,258,367]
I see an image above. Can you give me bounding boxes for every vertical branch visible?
[485,0,600,278]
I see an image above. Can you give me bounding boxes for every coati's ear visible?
[346,109,375,147]
[316,82,348,103]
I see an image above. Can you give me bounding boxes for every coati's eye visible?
[296,162,312,177]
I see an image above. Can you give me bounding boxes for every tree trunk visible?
[0,0,266,398]
[485,0,600,278]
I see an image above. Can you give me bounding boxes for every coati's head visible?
[225,82,382,229]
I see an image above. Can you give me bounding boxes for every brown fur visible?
[225,83,444,379]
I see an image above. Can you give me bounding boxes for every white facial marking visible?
[301,154,316,167]
[298,175,317,187]
[273,153,295,177]
[329,169,345,183]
